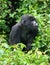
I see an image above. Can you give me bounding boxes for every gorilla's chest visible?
[20,28,33,42]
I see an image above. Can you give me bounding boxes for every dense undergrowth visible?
[0,0,50,65]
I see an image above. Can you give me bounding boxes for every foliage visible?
[0,0,50,65]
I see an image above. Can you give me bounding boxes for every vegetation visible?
[0,0,50,65]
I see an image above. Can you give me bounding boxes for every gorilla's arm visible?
[26,34,34,51]
[9,23,21,44]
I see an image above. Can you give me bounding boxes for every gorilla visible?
[9,14,38,51]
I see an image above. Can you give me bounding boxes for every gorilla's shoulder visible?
[12,23,21,30]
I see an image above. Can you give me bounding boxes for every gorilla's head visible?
[21,14,38,33]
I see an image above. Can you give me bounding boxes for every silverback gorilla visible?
[9,14,38,51]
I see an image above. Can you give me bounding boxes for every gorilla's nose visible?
[32,21,38,27]
[36,23,38,26]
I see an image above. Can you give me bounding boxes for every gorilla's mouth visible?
[32,20,38,26]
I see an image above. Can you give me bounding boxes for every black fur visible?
[9,14,38,51]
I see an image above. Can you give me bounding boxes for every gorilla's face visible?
[21,15,38,32]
